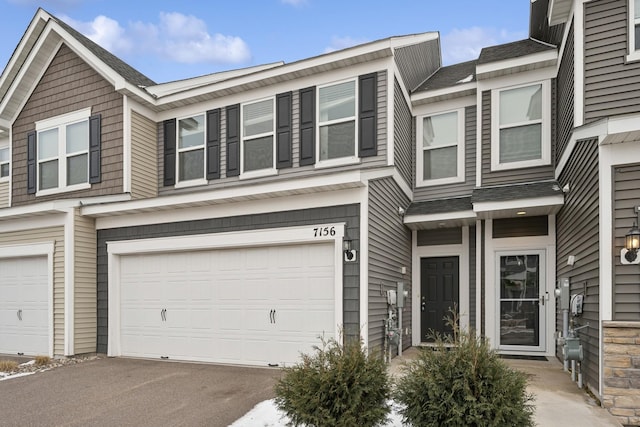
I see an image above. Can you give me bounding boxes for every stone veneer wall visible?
[603,321,640,426]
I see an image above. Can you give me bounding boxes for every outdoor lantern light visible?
[622,206,640,264]
[343,237,357,263]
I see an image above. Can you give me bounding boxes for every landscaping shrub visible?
[394,316,535,427]
[274,336,391,427]
[34,355,51,367]
[0,360,18,372]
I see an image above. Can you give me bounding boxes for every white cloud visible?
[323,36,369,54]
[59,12,251,65]
[441,27,527,65]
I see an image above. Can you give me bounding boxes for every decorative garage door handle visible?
[160,308,167,321]
[269,309,277,324]
[17,309,22,321]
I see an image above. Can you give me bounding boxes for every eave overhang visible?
[476,49,558,80]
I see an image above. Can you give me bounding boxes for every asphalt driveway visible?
[0,357,280,426]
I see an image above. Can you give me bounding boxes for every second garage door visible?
[119,242,335,367]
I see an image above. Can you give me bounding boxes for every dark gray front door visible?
[420,256,459,342]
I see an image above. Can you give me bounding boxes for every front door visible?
[420,257,459,342]
[497,251,546,352]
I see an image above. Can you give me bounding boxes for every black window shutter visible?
[226,104,240,177]
[358,73,377,158]
[206,109,221,180]
[299,86,316,166]
[276,91,292,169]
[27,131,37,194]
[89,114,102,184]
[163,119,176,186]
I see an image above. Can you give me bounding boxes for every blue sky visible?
[0,0,531,84]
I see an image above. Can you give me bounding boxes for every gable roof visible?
[478,38,557,65]
[413,60,476,93]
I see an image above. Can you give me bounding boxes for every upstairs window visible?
[177,114,205,183]
[0,147,9,179]
[491,81,550,171]
[318,80,357,163]
[242,98,275,174]
[416,109,465,186]
[29,108,100,195]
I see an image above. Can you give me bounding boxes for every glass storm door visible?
[497,251,546,352]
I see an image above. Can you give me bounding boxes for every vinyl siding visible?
[12,44,124,205]
[481,90,555,186]
[556,21,575,163]
[96,204,360,354]
[469,225,477,330]
[614,163,640,320]
[0,226,65,355]
[130,111,158,199]
[556,138,600,393]
[0,181,8,208]
[368,178,412,355]
[394,78,412,187]
[584,0,640,122]
[394,39,440,92]
[414,105,476,200]
[74,209,96,354]
[158,71,388,196]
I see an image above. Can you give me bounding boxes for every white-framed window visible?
[416,109,465,186]
[628,0,640,61]
[317,79,357,165]
[241,97,275,176]
[0,146,9,180]
[491,81,550,171]
[176,114,206,184]
[35,108,91,194]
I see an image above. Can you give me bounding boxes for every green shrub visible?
[274,336,391,427]
[394,317,535,427]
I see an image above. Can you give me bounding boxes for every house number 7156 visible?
[313,226,336,237]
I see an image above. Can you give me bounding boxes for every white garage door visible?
[0,256,49,356]
[119,243,335,367]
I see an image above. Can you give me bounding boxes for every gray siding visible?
[394,38,440,92]
[614,164,640,320]
[584,0,640,122]
[97,204,360,354]
[12,44,124,205]
[158,71,388,197]
[417,228,462,246]
[130,111,158,199]
[557,138,600,393]
[481,90,555,186]
[530,0,566,45]
[367,178,411,355]
[556,21,575,163]
[414,106,476,200]
[394,78,412,187]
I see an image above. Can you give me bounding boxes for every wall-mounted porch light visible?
[343,237,357,263]
[622,206,640,264]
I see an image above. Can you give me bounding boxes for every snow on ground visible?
[230,399,406,427]
[0,371,35,381]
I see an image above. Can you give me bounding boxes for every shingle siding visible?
[96,205,360,354]
[584,0,640,122]
[11,44,124,205]
[614,164,640,321]
[556,138,600,393]
[367,178,411,355]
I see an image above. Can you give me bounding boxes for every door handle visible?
[273,310,276,324]
[17,309,22,321]
[540,292,548,306]
[161,309,166,321]
[269,309,274,324]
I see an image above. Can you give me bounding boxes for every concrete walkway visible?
[389,347,621,426]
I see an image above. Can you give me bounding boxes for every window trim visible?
[315,78,360,168]
[0,145,9,182]
[175,113,207,188]
[240,96,277,179]
[416,108,465,187]
[35,108,91,196]
[628,0,640,62]
[490,81,551,172]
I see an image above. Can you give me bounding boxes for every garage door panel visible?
[119,242,335,366]
[0,257,49,355]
